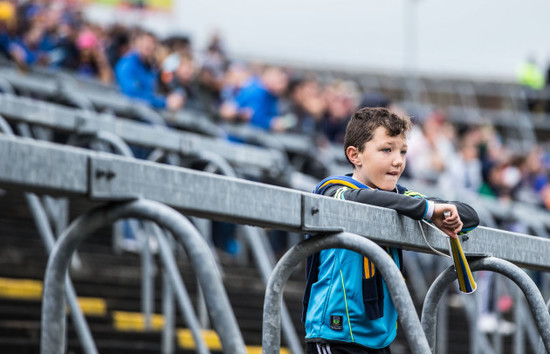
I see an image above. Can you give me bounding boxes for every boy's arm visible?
[325,186,432,221]
[326,186,480,235]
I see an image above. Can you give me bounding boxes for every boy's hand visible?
[431,204,462,239]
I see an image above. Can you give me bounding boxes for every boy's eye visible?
[401,150,407,155]
[381,148,391,153]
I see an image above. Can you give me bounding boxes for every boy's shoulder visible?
[313,175,364,195]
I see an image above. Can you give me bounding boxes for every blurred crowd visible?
[3,0,550,225]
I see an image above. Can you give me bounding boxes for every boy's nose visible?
[392,155,404,166]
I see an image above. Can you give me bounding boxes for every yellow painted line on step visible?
[0,277,42,300]
[77,297,107,316]
[177,330,290,354]
[113,311,165,331]
[0,277,107,316]
[246,345,289,354]
[177,329,221,350]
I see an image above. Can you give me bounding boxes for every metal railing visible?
[2,135,550,353]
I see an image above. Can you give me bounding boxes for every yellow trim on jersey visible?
[340,270,354,342]
[319,179,362,192]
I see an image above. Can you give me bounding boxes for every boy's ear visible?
[346,146,361,167]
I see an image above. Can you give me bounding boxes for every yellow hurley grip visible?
[449,237,477,294]
[443,210,476,294]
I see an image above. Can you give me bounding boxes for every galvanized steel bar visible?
[0,114,12,134]
[141,231,154,330]
[303,193,550,271]
[26,194,98,354]
[241,226,303,354]
[0,136,88,195]
[40,199,245,354]
[3,135,550,271]
[421,257,550,353]
[0,94,284,174]
[161,269,175,354]
[150,223,210,354]
[2,119,97,354]
[262,232,430,354]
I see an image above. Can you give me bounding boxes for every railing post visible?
[0,116,98,354]
[40,199,246,354]
[421,257,550,353]
[263,232,430,354]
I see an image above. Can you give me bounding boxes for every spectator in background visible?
[73,27,112,83]
[219,65,289,131]
[284,75,326,136]
[438,126,483,199]
[8,21,47,68]
[407,111,455,183]
[517,56,545,112]
[220,61,250,102]
[160,52,210,113]
[319,80,360,144]
[115,30,183,111]
[0,1,16,58]
[105,24,130,68]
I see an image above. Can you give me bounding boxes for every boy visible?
[303,107,479,353]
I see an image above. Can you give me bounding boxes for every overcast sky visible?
[87,0,550,81]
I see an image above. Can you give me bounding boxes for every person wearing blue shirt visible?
[115,30,183,111]
[303,107,479,353]
[219,66,288,131]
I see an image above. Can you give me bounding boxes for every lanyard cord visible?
[418,220,451,258]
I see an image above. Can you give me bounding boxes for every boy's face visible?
[349,126,407,191]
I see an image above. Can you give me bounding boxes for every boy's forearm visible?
[327,186,480,232]
[330,187,429,220]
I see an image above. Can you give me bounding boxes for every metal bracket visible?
[88,155,139,201]
[301,195,345,233]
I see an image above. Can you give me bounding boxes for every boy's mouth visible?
[387,171,399,176]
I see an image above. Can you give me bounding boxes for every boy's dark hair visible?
[344,107,412,166]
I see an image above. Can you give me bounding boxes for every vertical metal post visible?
[436,289,448,354]
[513,287,525,354]
[26,194,98,354]
[191,217,214,329]
[161,252,175,354]
[141,230,154,330]
[0,117,97,354]
[148,223,209,354]
[241,226,303,354]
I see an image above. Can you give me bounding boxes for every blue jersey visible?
[303,175,479,349]
[304,175,400,349]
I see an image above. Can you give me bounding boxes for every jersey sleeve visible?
[325,185,480,235]
[403,189,480,234]
[324,185,431,221]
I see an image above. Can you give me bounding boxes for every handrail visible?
[262,232,431,354]
[40,199,246,354]
[0,93,285,177]
[421,257,550,353]
[2,135,550,271]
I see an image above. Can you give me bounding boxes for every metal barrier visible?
[40,199,245,354]
[3,135,550,353]
[2,135,550,269]
[0,117,99,354]
[0,93,285,179]
[421,257,550,353]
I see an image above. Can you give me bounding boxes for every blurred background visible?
[0,1,550,353]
